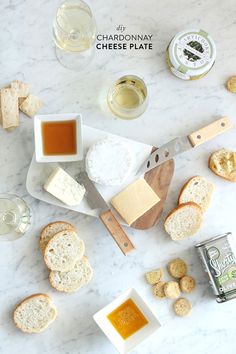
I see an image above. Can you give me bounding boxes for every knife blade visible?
[137,117,233,175]
[75,171,108,212]
[75,171,135,256]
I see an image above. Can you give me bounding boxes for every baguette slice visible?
[49,256,93,293]
[13,294,57,333]
[44,230,85,271]
[164,202,203,241]
[39,221,76,253]
[178,176,214,212]
[209,149,236,182]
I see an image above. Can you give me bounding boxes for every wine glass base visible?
[0,195,33,242]
[55,46,95,71]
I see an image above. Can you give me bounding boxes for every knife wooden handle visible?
[188,117,233,147]
[99,210,135,255]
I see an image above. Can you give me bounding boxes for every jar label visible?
[174,32,213,70]
[205,238,236,294]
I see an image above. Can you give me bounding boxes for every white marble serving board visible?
[26,124,152,225]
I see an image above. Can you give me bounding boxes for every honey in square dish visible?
[42,120,77,156]
[107,298,148,340]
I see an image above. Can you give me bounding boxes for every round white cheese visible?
[86,138,133,186]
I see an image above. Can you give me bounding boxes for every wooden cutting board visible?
[131,148,174,230]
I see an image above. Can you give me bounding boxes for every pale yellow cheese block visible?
[111,178,160,225]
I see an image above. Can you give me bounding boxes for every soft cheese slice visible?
[86,138,133,186]
[44,167,85,206]
[111,178,160,225]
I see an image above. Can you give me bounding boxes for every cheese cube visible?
[44,167,85,206]
[111,179,160,225]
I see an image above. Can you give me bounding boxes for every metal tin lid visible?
[195,232,232,248]
[168,29,216,78]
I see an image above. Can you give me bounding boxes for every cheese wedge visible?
[111,179,160,225]
[44,167,85,206]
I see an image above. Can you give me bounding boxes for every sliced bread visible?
[49,256,93,293]
[44,230,85,271]
[209,149,236,182]
[39,221,76,253]
[164,202,203,241]
[178,176,214,212]
[13,294,57,333]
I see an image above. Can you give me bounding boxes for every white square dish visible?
[34,113,83,163]
[93,288,161,354]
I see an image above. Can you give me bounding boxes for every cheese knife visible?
[137,117,233,174]
[75,171,135,256]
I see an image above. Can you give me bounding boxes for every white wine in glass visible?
[0,195,32,241]
[107,75,148,120]
[53,0,97,70]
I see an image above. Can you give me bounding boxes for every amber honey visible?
[107,298,148,340]
[42,120,77,155]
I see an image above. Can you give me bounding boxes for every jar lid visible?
[168,29,216,78]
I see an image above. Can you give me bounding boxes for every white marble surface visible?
[0,0,236,353]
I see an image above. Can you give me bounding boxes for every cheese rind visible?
[44,167,85,206]
[111,178,160,225]
[86,138,133,186]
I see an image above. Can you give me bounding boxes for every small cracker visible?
[180,275,196,293]
[11,80,29,98]
[145,268,163,285]
[226,76,236,93]
[164,281,181,299]
[152,281,166,298]
[18,97,26,106]
[1,88,19,129]
[0,84,10,125]
[0,99,2,125]
[167,258,187,279]
[19,94,43,118]
[173,298,192,317]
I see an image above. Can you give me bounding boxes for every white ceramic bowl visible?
[93,288,161,353]
[34,113,83,163]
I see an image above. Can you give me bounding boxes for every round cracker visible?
[226,76,236,93]
[180,275,196,293]
[164,281,181,299]
[167,258,187,279]
[152,281,166,299]
[173,298,192,317]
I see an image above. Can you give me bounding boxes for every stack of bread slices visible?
[39,221,93,293]
[164,176,214,241]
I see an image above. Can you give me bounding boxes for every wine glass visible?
[0,194,32,241]
[107,75,148,120]
[52,0,97,71]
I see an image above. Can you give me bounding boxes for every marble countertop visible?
[1,0,236,353]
